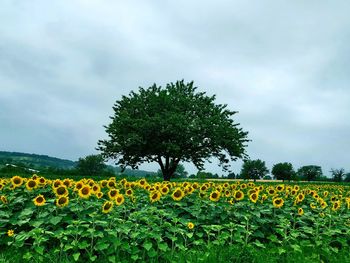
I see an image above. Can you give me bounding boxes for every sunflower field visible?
[1,175,350,262]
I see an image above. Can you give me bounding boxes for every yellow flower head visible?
[272,197,284,208]
[7,229,14,237]
[298,207,304,216]
[33,195,46,206]
[150,191,161,203]
[115,194,125,206]
[234,190,244,201]
[102,201,114,214]
[209,190,221,202]
[172,188,185,201]
[56,196,69,208]
[187,222,194,230]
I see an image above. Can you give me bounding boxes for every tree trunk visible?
[157,155,180,181]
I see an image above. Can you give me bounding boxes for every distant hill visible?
[0,151,157,177]
[0,151,76,170]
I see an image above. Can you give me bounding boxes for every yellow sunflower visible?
[1,195,8,204]
[249,192,259,203]
[125,189,134,197]
[115,194,125,206]
[172,188,185,201]
[332,201,341,211]
[33,194,46,206]
[150,191,161,203]
[25,179,37,191]
[56,196,69,208]
[78,185,91,199]
[54,186,69,197]
[102,201,114,213]
[160,186,170,195]
[11,176,23,188]
[108,189,119,199]
[7,229,14,237]
[209,191,221,202]
[234,190,244,201]
[272,197,284,208]
[298,207,304,216]
[187,222,194,230]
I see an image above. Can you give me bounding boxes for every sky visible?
[1,0,349,177]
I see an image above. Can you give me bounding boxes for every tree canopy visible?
[271,162,295,182]
[76,154,107,177]
[240,159,269,181]
[297,165,323,181]
[97,80,249,180]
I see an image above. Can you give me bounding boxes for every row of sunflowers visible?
[1,175,350,262]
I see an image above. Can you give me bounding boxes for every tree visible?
[344,173,350,182]
[227,172,236,179]
[330,168,346,182]
[76,154,107,176]
[297,165,322,181]
[97,80,249,181]
[157,164,188,179]
[240,159,269,182]
[271,162,295,182]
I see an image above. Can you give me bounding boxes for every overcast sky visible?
[1,0,349,177]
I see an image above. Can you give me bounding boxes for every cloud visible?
[1,0,349,176]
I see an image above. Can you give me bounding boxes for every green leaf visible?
[73,252,80,262]
[143,241,152,251]
[96,242,110,250]
[158,243,168,252]
[49,216,63,225]
[108,256,116,263]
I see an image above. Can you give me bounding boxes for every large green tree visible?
[271,162,295,182]
[240,159,269,182]
[97,80,249,181]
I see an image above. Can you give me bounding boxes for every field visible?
[1,175,350,263]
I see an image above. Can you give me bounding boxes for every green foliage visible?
[330,168,346,182]
[76,155,107,177]
[271,162,295,182]
[240,159,269,181]
[97,80,249,180]
[297,165,323,181]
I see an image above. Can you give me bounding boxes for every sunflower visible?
[268,188,276,196]
[323,191,329,197]
[115,194,125,206]
[11,176,23,187]
[55,186,69,197]
[298,207,304,216]
[228,198,235,205]
[172,188,185,201]
[125,189,134,197]
[320,200,328,209]
[332,201,341,211]
[33,195,46,206]
[249,192,259,203]
[74,181,84,192]
[187,222,194,230]
[63,179,72,188]
[225,190,231,198]
[1,195,8,204]
[150,191,161,203]
[102,201,114,214]
[96,192,103,199]
[78,185,91,199]
[234,190,244,201]
[296,193,305,203]
[310,203,317,209]
[7,229,14,237]
[52,179,63,188]
[200,185,208,192]
[56,196,69,208]
[38,177,46,185]
[92,184,101,194]
[209,191,221,202]
[276,185,284,192]
[139,179,146,187]
[161,186,170,195]
[107,180,116,189]
[107,189,118,199]
[272,197,284,208]
[25,179,37,191]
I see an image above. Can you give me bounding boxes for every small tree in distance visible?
[97,80,249,181]
[330,168,346,182]
[240,159,269,182]
[297,165,323,181]
[76,154,107,177]
[271,162,295,182]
